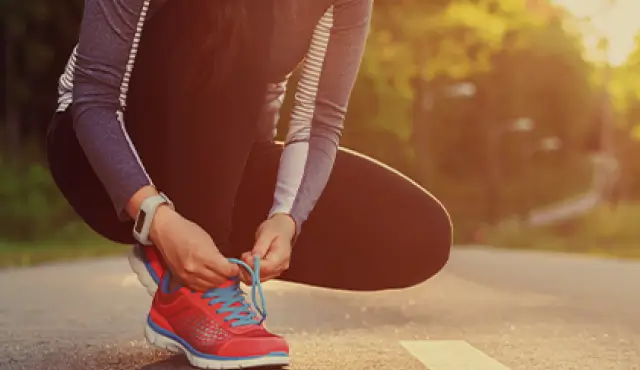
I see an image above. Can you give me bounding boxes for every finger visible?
[257,244,288,276]
[175,272,223,292]
[262,237,291,266]
[253,245,288,282]
[257,259,288,280]
[257,255,277,272]
[241,252,254,267]
[185,276,222,292]
[182,260,230,286]
[259,269,285,283]
[252,231,274,259]
[238,271,252,285]
[236,252,253,285]
[203,250,240,278]
[190,268,229,288]
[238,265,252,285]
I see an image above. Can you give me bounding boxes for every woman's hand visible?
[240,213,295,284]
[150,206,239,291]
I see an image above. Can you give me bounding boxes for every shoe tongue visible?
[211,279,248,310]
[207,279,264,328]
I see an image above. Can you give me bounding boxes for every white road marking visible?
[400,340,511,370]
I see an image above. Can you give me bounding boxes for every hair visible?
[197,1,249,88]
[162,0,250,95]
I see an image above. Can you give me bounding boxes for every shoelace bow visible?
[201,256,267,328]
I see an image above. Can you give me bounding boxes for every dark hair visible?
[164,0,250,95]
[198,2,249,88]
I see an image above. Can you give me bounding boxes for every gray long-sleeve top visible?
[56,0,372,235]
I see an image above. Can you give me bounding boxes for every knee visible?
[389,238,451,290]
[392,206,453,289]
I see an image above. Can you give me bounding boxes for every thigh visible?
[231,144,453,291]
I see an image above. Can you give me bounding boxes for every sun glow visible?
[550,0,640,66]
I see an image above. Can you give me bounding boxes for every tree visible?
[1,0,83,164]
[345,0,596,236]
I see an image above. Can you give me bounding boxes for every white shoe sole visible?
[128,246,159,297]
[144,323,290,369]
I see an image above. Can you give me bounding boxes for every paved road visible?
[1,246,639,370]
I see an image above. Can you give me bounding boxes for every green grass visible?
[0,240,129,268]
[485,202,640,260]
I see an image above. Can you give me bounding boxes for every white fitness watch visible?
[132,192,174,246]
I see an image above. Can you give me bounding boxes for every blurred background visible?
[1,0,639,267]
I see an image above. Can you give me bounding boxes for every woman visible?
[46,0,452,368]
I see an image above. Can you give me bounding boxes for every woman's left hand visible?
[240,213,295,284]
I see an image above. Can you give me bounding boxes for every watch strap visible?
[132,193,173,246]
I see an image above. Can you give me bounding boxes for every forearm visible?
[270,0,372,235]
[71,0,157,219]
[269,125,340,233]
[72,104,153,218]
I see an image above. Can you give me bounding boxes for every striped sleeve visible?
[269,0,373,236]
[70,0,157,218]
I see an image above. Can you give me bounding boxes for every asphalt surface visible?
[1,246,639,370]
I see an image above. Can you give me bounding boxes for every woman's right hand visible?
[149,206,240,291]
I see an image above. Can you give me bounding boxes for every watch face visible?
[134,210,147,234]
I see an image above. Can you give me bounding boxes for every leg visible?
[231,142,452,292]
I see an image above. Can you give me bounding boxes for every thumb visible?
[253,231,274,259]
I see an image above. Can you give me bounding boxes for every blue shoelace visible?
[201,256,267,328]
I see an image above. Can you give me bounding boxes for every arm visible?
[71,0,163,219]
[269,0,373,236]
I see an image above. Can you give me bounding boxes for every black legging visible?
[46,0,451,292]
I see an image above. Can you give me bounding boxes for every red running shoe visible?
[145,258,290,369]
